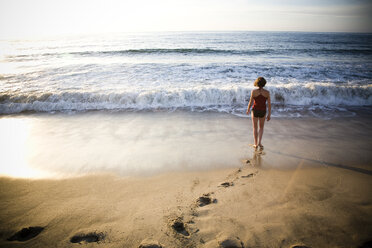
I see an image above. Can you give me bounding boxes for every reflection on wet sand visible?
[251,150,263,168]
[1,111,372,179]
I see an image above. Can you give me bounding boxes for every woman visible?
[246,77,271,150]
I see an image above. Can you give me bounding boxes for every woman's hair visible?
[254,77,266,88]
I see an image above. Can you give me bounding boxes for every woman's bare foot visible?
[258,144,264,150]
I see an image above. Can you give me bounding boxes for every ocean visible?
[1,31,371,117]
[0,31,371,178]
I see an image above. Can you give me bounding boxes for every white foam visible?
[1,83,371,115]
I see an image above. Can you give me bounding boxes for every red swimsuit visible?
[252,92,267,118]
[252,94,267,111]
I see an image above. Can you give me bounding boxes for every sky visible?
[0,0,371,38]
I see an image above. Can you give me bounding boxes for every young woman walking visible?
[246,77,271,150]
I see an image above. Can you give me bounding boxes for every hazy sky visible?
[0,0,371,38]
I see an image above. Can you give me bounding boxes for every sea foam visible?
[0,83,371,114]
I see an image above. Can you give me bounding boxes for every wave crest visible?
[1,83,371,114]
[6,47,372,61]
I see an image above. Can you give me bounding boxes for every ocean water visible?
[1,31,371,117]
[1,31,372,178]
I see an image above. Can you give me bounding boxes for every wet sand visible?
[0,160,371,248]
[1,111,372,178]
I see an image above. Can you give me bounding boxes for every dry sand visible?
[0,159,371,248]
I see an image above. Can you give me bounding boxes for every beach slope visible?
[0,163,371,248]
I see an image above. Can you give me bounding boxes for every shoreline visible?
[1,105,372,119]
[1,111,372,179]
[1,162,371,248]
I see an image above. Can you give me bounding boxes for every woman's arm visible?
[267,92,271,121]
[246,91,254,115]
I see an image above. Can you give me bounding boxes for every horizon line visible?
[1,29,371,41]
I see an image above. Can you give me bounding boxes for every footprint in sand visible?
[191,178,200,192]
[139,239,163,248]
[310,187,333,201]
[7,226,44,242]
[241,173,254,178]
[290,245,311,248]
[219,182,234,188]
[217,235,244,248]
[171,218,190,236]
[197,193,217,207]
[70,232,105,243]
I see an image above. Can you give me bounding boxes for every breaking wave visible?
[1,83,371,114]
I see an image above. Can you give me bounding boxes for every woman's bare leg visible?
[251,112,258,147]
[258,116,266,147]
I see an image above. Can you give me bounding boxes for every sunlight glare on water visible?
[0,117,53,178]
[0,112,249,179]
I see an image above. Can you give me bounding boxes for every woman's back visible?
[252,88,269,111]
[246,76,271,148]
[252,88,270,98]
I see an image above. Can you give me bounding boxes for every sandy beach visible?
[1,158,372,248]
[1,112,372,248]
